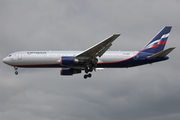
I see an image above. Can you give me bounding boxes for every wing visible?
[76,34,120,59]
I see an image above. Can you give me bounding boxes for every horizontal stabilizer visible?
[148,47,175,59]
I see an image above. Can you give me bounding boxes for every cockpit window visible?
[8,55,12,57]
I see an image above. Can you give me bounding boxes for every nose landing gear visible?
[15,71,18,75]
[14,66,18,75]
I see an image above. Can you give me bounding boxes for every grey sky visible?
[0,0,180,120]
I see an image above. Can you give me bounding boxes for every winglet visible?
[148,47,175,59]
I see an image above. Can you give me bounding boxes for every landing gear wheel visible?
[84,75,87,79]
[83,73,92,79]
[14,66,18,75]
[88,73,92,78]
[15,71,18,75]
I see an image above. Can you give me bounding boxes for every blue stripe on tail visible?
[141,26,172,53]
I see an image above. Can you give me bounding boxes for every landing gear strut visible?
[85,68,93,73]
[14,66,18,75]
[83,58,97,79]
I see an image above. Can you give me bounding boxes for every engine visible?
[60,56,79,66]
[60,68,81,75]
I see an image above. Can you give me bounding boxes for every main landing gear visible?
[14,66,18,75]
[84,67,93,79]
[84,73,92,79]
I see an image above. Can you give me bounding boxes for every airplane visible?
[3,26,175,79]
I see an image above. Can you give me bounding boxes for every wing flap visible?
[148,47,175,59]
[97,43,112,57]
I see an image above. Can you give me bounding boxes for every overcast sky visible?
[0,0,180,120]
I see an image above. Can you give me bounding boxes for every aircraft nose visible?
[3,57,8,64]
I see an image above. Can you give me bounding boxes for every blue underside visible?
[16,55,169,68]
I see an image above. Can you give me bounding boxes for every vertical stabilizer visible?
[141,26,172,53]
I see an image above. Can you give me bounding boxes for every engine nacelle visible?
[60,68,81,75]
[60,56,79,66]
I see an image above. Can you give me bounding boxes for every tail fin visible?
[141,26,172,53]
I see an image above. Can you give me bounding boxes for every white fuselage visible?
[3,51,138,67]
